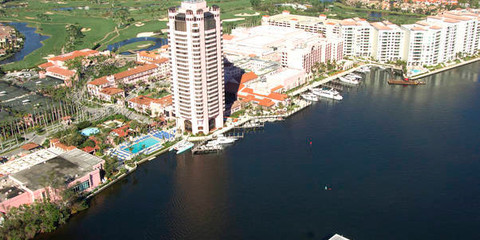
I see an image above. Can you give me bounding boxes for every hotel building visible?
[168,0,225,134]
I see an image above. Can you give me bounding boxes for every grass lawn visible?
[117,40,156,53]
[0,0,425,71]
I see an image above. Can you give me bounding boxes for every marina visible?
[40,61,480,240]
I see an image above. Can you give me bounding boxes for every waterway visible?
[106,37,167,55]
[39,62,480,240]
[0,22,49,65]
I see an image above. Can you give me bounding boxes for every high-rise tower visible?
[168,0,225,134]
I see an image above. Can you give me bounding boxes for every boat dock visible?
[388,79,425,85]
[191,133,244,154]
[191,141,223,154]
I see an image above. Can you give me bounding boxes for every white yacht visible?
[215,134,237,144]
[355,66,370,73]
[0,91,6,95]
[311,88,343,100]
[361,66,371,72]
[22,99,30,104]
[170,140,194,154]
[347,73,362,79]
[339,76,360,85]
[301,93,319,102]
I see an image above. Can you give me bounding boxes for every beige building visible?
[168,0,225,134]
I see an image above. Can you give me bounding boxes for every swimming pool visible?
[123,138,160,154]
[80,127,100,136]
[410,69,422,75]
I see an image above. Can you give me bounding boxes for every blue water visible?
[123,137,160,154]
[0,22,50,65]
[410,69,422,74]
[106,37,167,55]
[80,127,100,136]
[39,62,480,240]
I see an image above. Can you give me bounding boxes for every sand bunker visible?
[136,32,156,37]
[137,43,152,48]
[57,1,66,4]
[234,12,260,17]
[158,18,168,21]
[25,17,35,20]
[223,18,245,22]
[135,22,145,27]
[81,28,91,32]
[45,11,54,15]
[43,54,55,60]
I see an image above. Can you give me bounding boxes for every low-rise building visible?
[97,87,125,102]
[44,66,77,86]
[0,23,21,50]
[128,94,173,117]
[261,11,341,38]
[0,148,104,213]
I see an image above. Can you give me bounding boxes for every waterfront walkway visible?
[289,63,372,97]
[410,57,480,80]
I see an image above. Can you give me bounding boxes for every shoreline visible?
[409,57,480,80]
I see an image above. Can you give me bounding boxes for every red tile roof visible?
[100,87,124,96]
[128,95,155,106]
[152,58,168,64]
[270,85,284,93]
[258,98,275,107]
[223,34,234,40]
[138,51,159,59]
[152,94,173,106]
[49,49,98,62]
[114,64,157,80]
[88,76,109,86]
[112,125,130,138]
[240,72,258,84]
[21,143,40,151]
[38,62,54,69]
[50,138,76,151]
[46,66,76,77]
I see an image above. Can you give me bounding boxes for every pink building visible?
[0,148,104,213]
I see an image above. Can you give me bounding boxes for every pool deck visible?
[409,57,480,80]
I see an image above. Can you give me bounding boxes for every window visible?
[72,180,91,193]
[204,12,216,30]
[175,14,187,32]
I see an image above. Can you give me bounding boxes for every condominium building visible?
[340,18,374,57]
[371,21,406,63]
[168,0,225,134]
[427,10,480,57]
[261,11,341,38]
[402,22,443,66]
